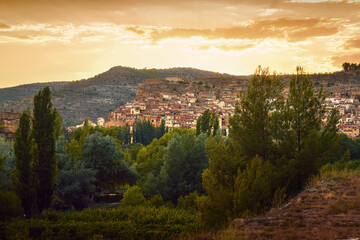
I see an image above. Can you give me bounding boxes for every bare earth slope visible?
[230,175,360,240]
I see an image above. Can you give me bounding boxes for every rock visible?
[231,218,246,229]
[307,188,316,193]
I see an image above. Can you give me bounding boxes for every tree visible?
[279,67,340,192]
[82,132,136,191]
[121,186,146,206]
[55,168,96,210]
[342,62,350,71]
[32,86,60,214]
[198,66,340,228]
[12,110,34,218]
[234,155,274,216]
[155,120,167,139]
[196,109,219,136]
[197,138,241,229]
[160,131,208,201]
[229,66,284,161]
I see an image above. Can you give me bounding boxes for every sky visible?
[0,0,360,88]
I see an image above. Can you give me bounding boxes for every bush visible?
[0,191,23,221]
[121,186,146,206]
[177,191,199,211]
[149,194,165,208]
[4,205,200,240]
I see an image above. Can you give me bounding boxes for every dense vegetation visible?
[342,62,360,71]
[2,66,360,239]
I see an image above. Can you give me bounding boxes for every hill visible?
[217,174,360,240]
[1,67,360,127]
[0,66,231,126]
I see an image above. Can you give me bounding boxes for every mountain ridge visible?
[0,66,234,126]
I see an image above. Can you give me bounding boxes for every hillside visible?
[0,66,230,126]
[1,67,360,127]
[220,174,360,240]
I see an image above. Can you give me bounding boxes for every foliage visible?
[121,186,146,206]
[197,138,241,229]
[55,168,96,210]
[0,137,14,188]
[12,109,33,218]
[198,66,341,228]
[82,132,137,191]
[117,124,131,145]
[134,129,181,188]
[124,143,144,165]
[0,190,23,221]
[148,194,165,208]
[10,87,61,217]
[234,155,274,217]
[32,86,60,214]
[177,191,199,211]
[160,132,208,201]
[333,134,360,162]
[138,130,209,202]
[0,153,23,221]
[196,109,219,136]
[342,62,360,71]
[3,205,200,240]
[133,119,168,146]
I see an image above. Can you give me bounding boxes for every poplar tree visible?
[32,86,58,213]
[196,109,219,136]
[12,109,33,218]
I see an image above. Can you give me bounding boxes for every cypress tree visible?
[32,87,58,213]
[12,109,34,218]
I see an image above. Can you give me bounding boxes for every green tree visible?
[55,168,96,210]
[155,119,167,139]
[121,185,146,206]
[197,138,241,229]
[196,109,219,136]
[160,132,208,201]
[229,66,284,161]
[278,67,340,192]
[124,143,144,165]
[82,132,136,191]
[198,66,340,228]
[234,155,274,216]
[32,86,60,214]
[12,109,34,218]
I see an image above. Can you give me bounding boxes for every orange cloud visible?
[343,38,360,50]
[288,26,338,42]
[151,18,338,42]
[332,53,360,67]
[0,23,11,29]
[126,26,145,35]
[195,43,255,52]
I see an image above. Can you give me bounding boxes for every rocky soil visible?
[230,175,360,240]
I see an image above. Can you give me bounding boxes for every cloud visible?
[150,18,338,42]
[194,43,255,52]
[126,26,145,35]
[0,23,11,29]
[288,26,338,42]
[343,38,360,49]
[331,53,360,67]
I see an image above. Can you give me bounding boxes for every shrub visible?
[0,191,23,221]
[121,186,146,206]
[3,205,200,240]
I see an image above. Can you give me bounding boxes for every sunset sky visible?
[0,0,360,88]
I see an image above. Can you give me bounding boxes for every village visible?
[103,76,360,139]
